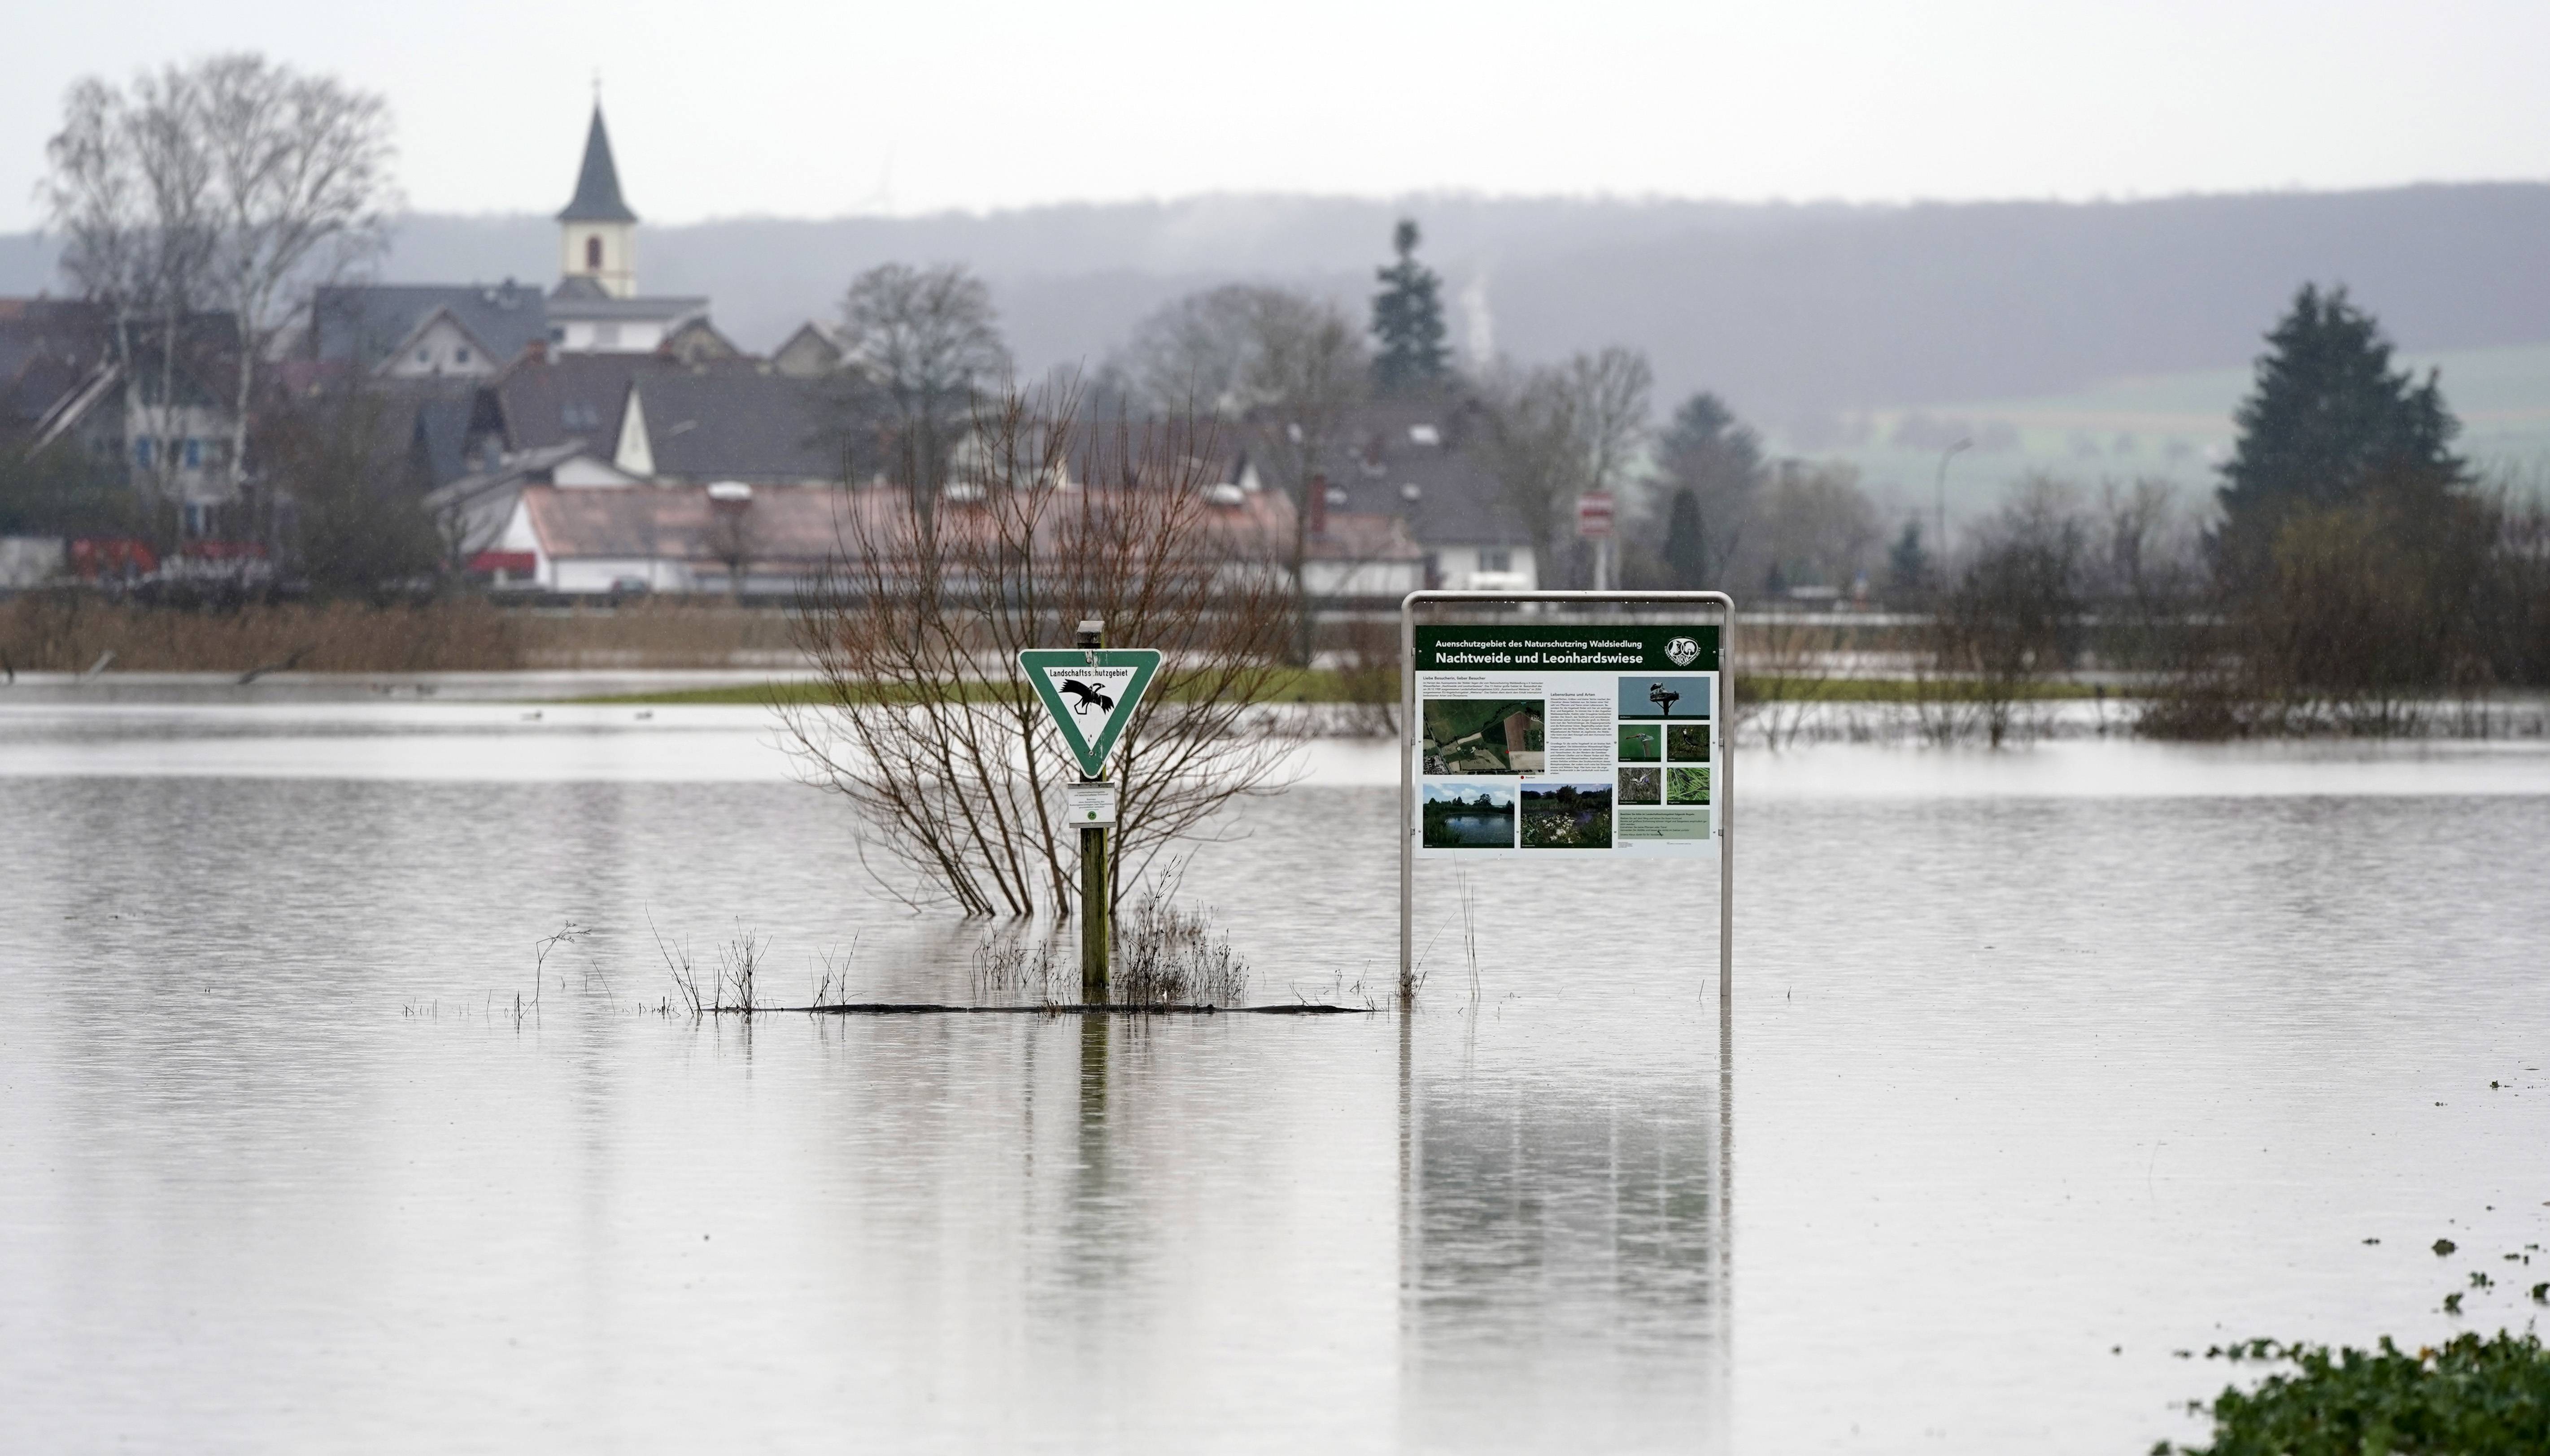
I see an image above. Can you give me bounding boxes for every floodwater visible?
[3,691,2548,1453]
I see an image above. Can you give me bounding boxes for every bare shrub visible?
[1114,885,1249,1008]
[779,381,1301,919]
[1732,612,1861,748]
[1922,481,2088,747]
[972,935,1068,1007]
[2145,479,2500,738]
[1327,613,1402,737]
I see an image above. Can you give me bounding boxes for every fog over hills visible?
[7,183,2547,429]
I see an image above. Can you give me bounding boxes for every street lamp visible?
[1934,437,1971,562]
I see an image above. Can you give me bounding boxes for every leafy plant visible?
[2156,1332,2550,1456]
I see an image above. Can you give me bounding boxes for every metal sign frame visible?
[1398,590,1735,1013]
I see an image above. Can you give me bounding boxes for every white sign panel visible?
[1062,782,1119,827]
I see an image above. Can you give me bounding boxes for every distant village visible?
[0,105,1549,603]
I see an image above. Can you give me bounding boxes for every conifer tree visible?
[1662,487,1706,588]
[1370,218,1449,396]
[2217,284,2463,578]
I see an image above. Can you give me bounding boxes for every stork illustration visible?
[1059,678,1115,716]
[1647,681,1681,716]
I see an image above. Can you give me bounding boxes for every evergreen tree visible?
[1662,487,1706,587]
[1369,219,1449,395]
[2217,284,2463,578]
[1888,519,1929,597]
[1653,392,1763,586]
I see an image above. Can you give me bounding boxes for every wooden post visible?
[1076,618,1109,1004]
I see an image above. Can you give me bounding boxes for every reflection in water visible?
[1401,1016,1731,1452]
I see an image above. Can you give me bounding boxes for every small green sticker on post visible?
[1019,648,1162,778]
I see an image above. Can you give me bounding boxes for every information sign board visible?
[1411,623,1719,857]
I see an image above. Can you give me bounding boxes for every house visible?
[1225,400,1535,591]
[308,281,549,378]
[299,103,724,378]
[610,364,840,485]
[543,104,711,354]
[419,441,646,586]
[772,323,842,378]
[433,457,1420,601]
[475,480,849,596]
[4,299,244,537]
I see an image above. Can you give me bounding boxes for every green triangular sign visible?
[1018,648,1163,778]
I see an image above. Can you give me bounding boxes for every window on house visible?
[184,438,201,469]
[586,235,603,270]
[1479,548,1512,573]
[455,347,471,365]
[594,322,621,348]
[135,438,152,467]
[417,348,431,364]
[183,502,204,537]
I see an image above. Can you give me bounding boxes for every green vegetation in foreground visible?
[564,671,2110,708]
[2157,1332,2550,1456]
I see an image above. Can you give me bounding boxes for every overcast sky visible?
[5,0,2548,232]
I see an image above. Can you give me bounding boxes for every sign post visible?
[1575,493,1616,591]
[1397,591,1734,1013]
[1018,620,1162,1004]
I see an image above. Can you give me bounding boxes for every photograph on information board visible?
[1411,624,1719,858]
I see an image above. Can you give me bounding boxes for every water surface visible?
[2,698,2546,1453]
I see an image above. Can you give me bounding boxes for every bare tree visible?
[193,55,397,495]
[1473,347,1653,588]
[40,70,221,536]
[1120,285,1364,662]
[780,382,1301,918]
[705,489,757,600]
[825,262,1010,544]
[1569,346,1653,500]
[1120,285,1264,418]
[1756,460,1881,594]
[1475,363,1582,586]
[42,56,395,536]
[259,376,437,601]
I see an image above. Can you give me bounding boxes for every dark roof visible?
[0,300,112,429]
[489,352,658,452]
[557,106,637,224]
[630,366,841,483]
[544,276,708,322]
[1243,400,1525,549]
[408,395,477,488]
[311,283,549,371]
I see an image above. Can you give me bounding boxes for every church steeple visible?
[558,102,638,297]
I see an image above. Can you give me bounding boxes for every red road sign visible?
[1575,492,1615,539]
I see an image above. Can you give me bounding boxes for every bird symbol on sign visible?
[1059,678,1114,716]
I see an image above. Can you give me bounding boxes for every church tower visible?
[558,104,637,298]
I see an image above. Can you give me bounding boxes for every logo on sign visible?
[1665,636,1701,667]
